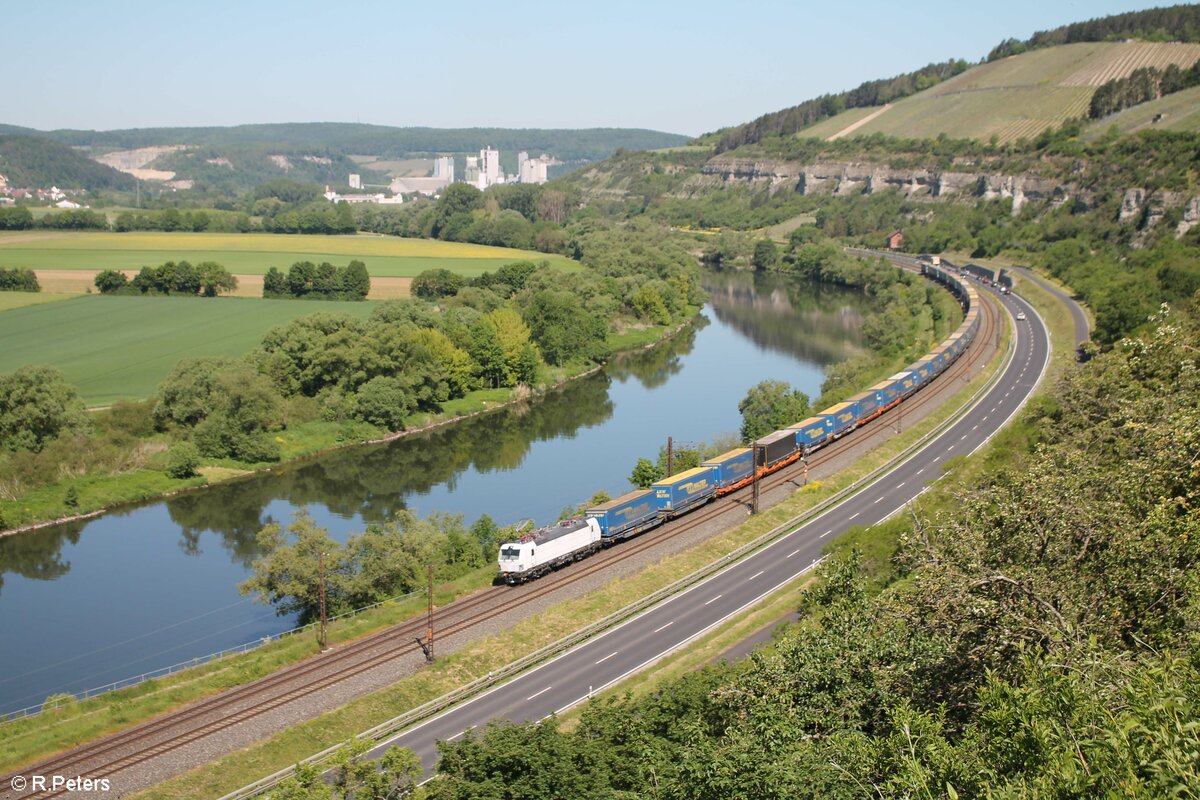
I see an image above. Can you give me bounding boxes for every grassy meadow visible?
[0,295,377,405]
[0,231,577,276]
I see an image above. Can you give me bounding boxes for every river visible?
[0,271,870,716]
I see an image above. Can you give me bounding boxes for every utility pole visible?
[666,436,673,477]
[416,563,434,663]
[751,444,762,514]
[317,551,328,651]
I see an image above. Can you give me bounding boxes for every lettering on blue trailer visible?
[616,501,654,520]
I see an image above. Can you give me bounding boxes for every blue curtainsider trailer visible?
[652,466,717,517]
[789,416,833,454]
[908,358,935,387]
[870,378,902,410]
[889,370,918,398]
[848,390,883,425]
[819,401,860,438]
[703,448,756,494]
[587,489,660,541]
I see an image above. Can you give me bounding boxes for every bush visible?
[352,376,412,430]
[165,441,201,478]
[411,268,465,300]
[94,269,128,293]
[0,267,40,292]
[0,365,90,452]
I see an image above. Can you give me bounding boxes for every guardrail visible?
[220,291,1017,800]
[0,590,420,726]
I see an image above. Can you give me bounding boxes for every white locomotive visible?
[497,518,603,584]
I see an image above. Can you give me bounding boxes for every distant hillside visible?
[0,135,134,191]
[0,123,689,196]
[40,123,689,163]
[796,41,1200,145]
[712,5,1200,150]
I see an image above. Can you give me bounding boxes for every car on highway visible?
[1016,311,1026,321]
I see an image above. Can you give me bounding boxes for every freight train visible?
[497,260,980,585]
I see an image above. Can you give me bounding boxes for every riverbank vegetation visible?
[0,219,704,532]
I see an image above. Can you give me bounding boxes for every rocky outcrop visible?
[1177,196,1200,238]
[699,157,1077,216]
[694,157,1198,230]
[1119,188,1147,223]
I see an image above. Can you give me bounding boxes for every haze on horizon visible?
[6,0,1172,137]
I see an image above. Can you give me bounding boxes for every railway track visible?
[1,285,999,799]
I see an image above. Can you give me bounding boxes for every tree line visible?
[94,261,238,297]
[1088,60,1200,118]
[989,4,1200,60]
[263,260,370,300]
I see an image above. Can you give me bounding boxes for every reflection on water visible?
[703,270,869,365]
[0,271,871,714]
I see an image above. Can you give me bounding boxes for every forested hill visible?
[0,123,690,164]
[0,135,134,191]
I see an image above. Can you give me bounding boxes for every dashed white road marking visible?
[748,570,764,580]
[653,621,674,633]
[849,512,860,520]
[819,530,832,538]
[595,651,618,665]
[704,594,723,606]
[786,549,800,558]
[526,686,552,701]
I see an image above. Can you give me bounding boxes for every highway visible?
[364,279,1052,773]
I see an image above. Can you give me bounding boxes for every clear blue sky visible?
[4,0,1177,136]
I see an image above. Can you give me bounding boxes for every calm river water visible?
[0,272,870,715]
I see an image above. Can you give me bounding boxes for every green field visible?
[799,41,1200,144]
[0,232,577,276]
[0,292,80,312]
[0,295,377,405]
